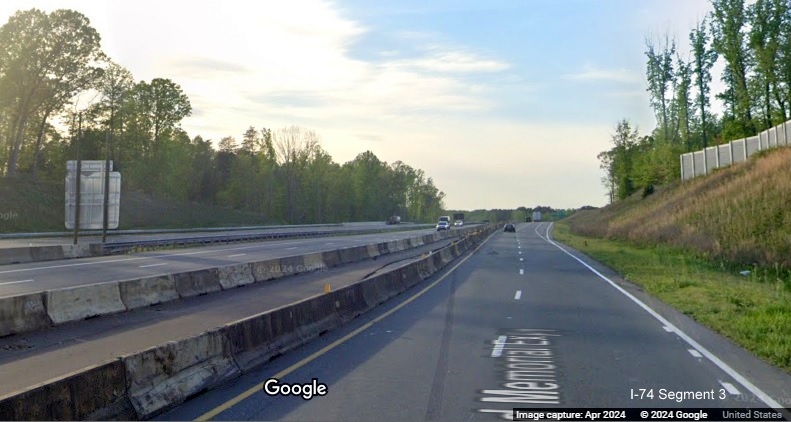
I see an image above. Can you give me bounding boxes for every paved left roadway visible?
[0,226,439,297]
[0,222,398,248]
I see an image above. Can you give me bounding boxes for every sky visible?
[1,0,724,210]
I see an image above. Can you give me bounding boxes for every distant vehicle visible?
[387,216,401,225]
[504,223,516,232]
[454,220,463,227]
[525,216,532,222]
[436,221,450,231]
[532,211,542,222]
[438,216,451,225]
[452,212,464,223]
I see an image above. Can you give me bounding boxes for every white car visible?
[454,220,463,227]
[436,221,450,231]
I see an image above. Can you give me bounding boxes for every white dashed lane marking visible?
[720,381,741,395]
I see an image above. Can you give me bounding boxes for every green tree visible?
[0,8,104,177]
[598,119,640,201]
[127,78,191,160]
[747,0,787,128]
[672,55,693,148]
[645,34,676,143]
[240,126,259,155]
[710,0,755,137]
[690,18,718,149]
[273,126,319,222]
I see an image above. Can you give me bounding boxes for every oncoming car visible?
[454,220,463,227]
[504,223,516,232]
[436,221,450,231]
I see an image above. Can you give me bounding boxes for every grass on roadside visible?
[552,220,791,374]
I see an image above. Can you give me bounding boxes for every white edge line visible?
[539,222,783,409]
[227,254,246,258]
[688,349,703,358]
[492,335,507,357]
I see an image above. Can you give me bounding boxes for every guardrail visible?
[0,223,347,239]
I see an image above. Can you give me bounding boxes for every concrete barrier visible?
[222,312,275,372]
[123,329,240,419]
[361,268,406,308]
[439,247,454,266]
[321,249,342,268]
[0,292,51,337]
[0,247,32,265]
[119,275,179,310]
[431,250,444,270]
[416,254,437,280]
[217,263,255,289]
[251,258,283,282]
[173,268,221,297]
[386,240,399,253]
[0,360,134,421]
[360,273,390,308]
[330,283,372,322]
[400,261,422,288]
[265,305,309,359]
[61,244,90,259]
[338,246,368,264]
[47,282,126,324]
[377,242,389,255]
[30,245,66,262]
[287,293,341,343]
[302,252,327,273]
[366,243,381,258]
[279,255,305,277]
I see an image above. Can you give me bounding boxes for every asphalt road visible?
[0,237,450,398]
[0,222,418,248]
[159,222,791,421]
[0,226,447,297]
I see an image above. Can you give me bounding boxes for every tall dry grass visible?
[567,147,791,278]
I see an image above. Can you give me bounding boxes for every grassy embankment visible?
[554,147,791,374]
[0,178,274,233]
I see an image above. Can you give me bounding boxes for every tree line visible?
[0,8,446,224]
[599,0,791,203]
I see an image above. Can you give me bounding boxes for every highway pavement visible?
[0,237,449,398]
[0,222,419,248]
[159,222,791,421]
[0,227,442,297]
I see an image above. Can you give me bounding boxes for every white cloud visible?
[391,51,510,74]
[564,64,642,84]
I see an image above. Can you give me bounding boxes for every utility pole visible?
[72,112,82,245]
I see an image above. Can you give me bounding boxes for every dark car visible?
[504,223,516,232]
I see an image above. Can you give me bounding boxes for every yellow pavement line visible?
[196,230,496,421]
